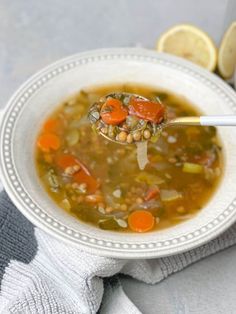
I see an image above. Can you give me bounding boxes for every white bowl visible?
[1,48,236,259]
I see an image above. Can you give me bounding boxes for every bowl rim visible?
[1,47,236,259]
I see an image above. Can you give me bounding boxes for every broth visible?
[35,84,223,232]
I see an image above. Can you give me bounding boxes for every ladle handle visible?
[169,116,236,126]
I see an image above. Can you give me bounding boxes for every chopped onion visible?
[160,189,182,202]
[66,129,80,146]
[167,135,177,143]
[113,189,122,198]
[98,206,106,214]
[136,141,149,170]
[115,218,128,228]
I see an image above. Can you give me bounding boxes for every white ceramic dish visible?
[1,48,236,259]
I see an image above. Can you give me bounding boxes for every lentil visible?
[118,131,128,142]
[105,206,114,213]
[143,129,151,139]
[126,134,133,143]
[64,164,81,175]
[120,204,128,211]
[133,131,142,141]
[136,197,143,204]
[176,206,187,214]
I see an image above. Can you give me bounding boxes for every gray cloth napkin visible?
[1,190,236,314]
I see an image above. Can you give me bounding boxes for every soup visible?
[35,84,223,233]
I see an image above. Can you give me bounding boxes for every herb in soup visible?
[35,84,223,233]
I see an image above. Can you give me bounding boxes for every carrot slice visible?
[56,154,91,175]
[37,133,60,152]
[144,186,160,201]
[129,97,165,123]
[56,154,79,169]
[101,98,128,125]
[128,210,155,232]
[73,171,99,194]
[56,154,99,193]
[43,118,61,133]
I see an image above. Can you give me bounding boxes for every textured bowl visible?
[1,48,236,259]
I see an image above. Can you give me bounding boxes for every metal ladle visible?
[89,92,236,144]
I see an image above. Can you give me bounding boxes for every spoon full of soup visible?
[88,92,236,169]
[88,92,236,145]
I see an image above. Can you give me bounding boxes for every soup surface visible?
[35,84,223,232]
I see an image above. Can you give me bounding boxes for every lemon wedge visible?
[218,22,236,79]
[156,24,217,71]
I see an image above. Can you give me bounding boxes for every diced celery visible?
[182,162,203,174]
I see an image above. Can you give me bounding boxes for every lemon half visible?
[218,22,236,79]
[156,24,217,72]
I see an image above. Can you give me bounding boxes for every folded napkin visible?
[1,190,236,314]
